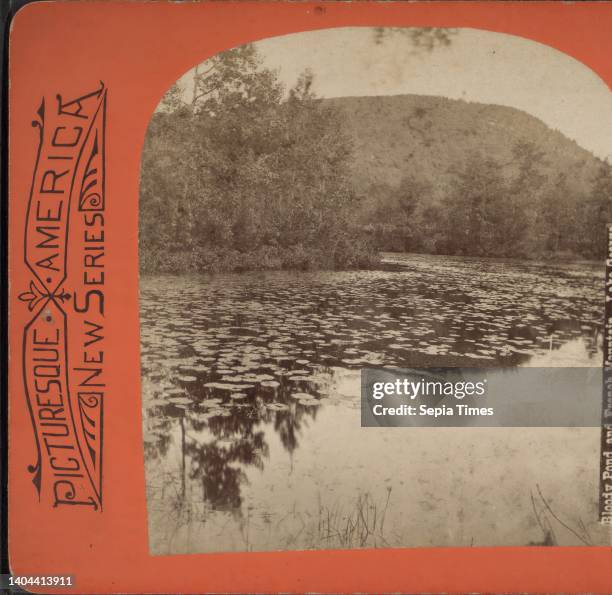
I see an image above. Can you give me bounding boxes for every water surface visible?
[141,254,609,553]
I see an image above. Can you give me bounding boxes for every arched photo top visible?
[139,25,610,557]
[140,25,612,275]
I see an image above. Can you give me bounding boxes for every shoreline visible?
[139,250,604,277]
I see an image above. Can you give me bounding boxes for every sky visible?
[177,27,612,162]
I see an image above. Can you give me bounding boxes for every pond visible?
[141,253,609,554]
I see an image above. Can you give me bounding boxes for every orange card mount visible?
[7,2,612,594]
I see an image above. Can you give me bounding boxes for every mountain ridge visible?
[319,93,606,201]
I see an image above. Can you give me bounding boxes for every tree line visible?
[360,141,612,260]
[140,43,612,274]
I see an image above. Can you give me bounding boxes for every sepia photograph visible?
[138,27,611,554]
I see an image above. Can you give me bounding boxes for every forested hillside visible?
[329,94,612,259]
[139,45,612,274]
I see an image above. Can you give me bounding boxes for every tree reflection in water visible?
[144,380,321,516]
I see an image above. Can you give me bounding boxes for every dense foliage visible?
[139,45,377,273]
[360,143,612,260]
[140,44,612,273]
